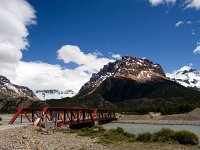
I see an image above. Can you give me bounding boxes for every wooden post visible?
[64,109,66,125]
[77,110,79,122]
[83,110,85,122]
[20,112,22,123]
[32,110,34,123]
[70,109,73,125]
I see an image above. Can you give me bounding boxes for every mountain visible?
[79,56,167,95]
[35,90,76,100]
[167,66,200,90]
[0,75,38,100]
[32,56,200,114]
[75,56,200,114]
[0,75,39,112]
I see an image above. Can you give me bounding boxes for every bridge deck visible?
[8,107,117,128]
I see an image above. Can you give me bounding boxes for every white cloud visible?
[193,42,200,54]
[112,54,121,59]
[57,45,114,73]
[149,0,176,6]
[12,61,91,92]
[0,1,114,93]
[92,50,103,56]
[186,21,193,24]
[11,46,114,92]
[175,21,184,27]
[185,0,200,9]
[191,29,196,35]
[0,0,35,78]
[149,0,200,10]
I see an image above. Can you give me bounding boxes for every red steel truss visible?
[8,107,117,128]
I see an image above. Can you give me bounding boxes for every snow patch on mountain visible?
[0,75,38,100]
[79,56,167,94]
[35,90,76,100]
[166,65,200,90]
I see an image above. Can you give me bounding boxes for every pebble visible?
[0,125,110,150]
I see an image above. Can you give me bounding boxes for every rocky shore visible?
[117,108,200,125]
[0,125,200,150]
[0,125,109,150]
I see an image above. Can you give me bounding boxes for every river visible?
[0,114,30,125]
[103,122,200,143]
[1,114,200,141]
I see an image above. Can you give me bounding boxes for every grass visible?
[173,130,199,145]
[57,126,199,147]
[152,128,175,142]
[136,132,152,142]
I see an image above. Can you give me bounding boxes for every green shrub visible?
[93,125,106,132]
[173,130,199,145]
[99,127,135,144]
[114,127,133,138]
[136,132,152,142]
[115,127,125,134]
[153,128,175,142]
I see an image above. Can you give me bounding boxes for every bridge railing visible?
[8,107,117,128]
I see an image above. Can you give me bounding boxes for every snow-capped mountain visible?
[79,56,168,94]
[0,75,38,100]
[167,66,200,90]
[35,90,76,100]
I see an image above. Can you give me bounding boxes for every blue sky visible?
[26,0,200,72]
[0,0,200,91]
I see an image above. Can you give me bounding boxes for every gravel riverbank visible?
[117,108,200,125]
[0,125,200,150]
[0,125,108,150]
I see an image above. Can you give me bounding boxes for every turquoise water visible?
[0,114,30,125]
[103,122,200,142]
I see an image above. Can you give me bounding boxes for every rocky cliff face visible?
[79,56,167,94]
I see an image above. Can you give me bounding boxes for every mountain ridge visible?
[74,56,200,114]
[31,56,200,114]
[79,56,168,95]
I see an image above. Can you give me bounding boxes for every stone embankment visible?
[117,108,200,125]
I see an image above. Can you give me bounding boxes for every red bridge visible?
[8,107,117,128]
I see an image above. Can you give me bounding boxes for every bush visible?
[136,132,152,142]
[94,125,106,132]
[153,128,175,142]
[115,127,134,138]
[173,130,199,145]
[115,127,124,134]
